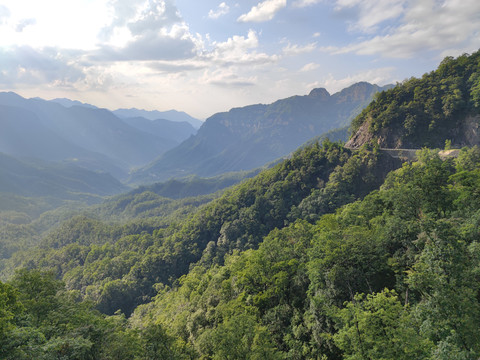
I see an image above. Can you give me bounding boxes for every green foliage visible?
[197,313,282,359]
[8,141,387,317]
[407,220,480,358]
[0,281,21,339]
[4,123,480,358]
[131,168,262,200]
[0,269,181,359]
[334,289,432,360]
[126,147,480,359]
[7,51,480,359]
[445,139,452,150]
[350,51,480,148]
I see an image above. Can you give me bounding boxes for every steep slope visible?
[7,141,400,315]
[48,98,197,144]
[45,105,178,168]
[130,82,391,184]
[134,147,480,359]
[347,51,480,149]
[0,105,98,162]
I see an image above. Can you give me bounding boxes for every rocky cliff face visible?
[346,114,480,149]
[346,51,480,151]
[461,114,480,147]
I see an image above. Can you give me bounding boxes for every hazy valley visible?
[2,47,480,359]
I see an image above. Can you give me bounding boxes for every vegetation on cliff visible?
[348,51,480,149]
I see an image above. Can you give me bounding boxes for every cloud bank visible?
[328,0,480,58]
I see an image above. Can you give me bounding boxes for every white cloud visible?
[283,42,317,55]
[208,2,230,19]
[148,60,208,73]
[208,29,278,66]
[300,62,320,72]
[99,0,181,43]
[329,0,480,58]
[292,0,322,8]
[76,66,118,91]
[93,23,197,61]
[127,0,181,36]
[237,0,286,23]
[0,5,10,24]
[0,46,85,87]
[93,0,198,62]
[15,18,36,32]
[201,69,257,87]
[214,29,259,52]
[334,0,405,33]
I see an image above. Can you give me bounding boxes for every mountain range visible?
[129,82,392,184]
[2,51,480,359]
[0,92,197,179]
[0,83,390,190]
[48,98,204,129]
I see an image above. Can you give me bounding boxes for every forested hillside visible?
[132,146,480,359]
[1,51,480,359]
[2,143,480,359]
[3,141,398,317]
[348,51,480,149]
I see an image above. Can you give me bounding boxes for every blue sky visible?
[1,0,480,119]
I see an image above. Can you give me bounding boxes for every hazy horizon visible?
[1,0,480,118]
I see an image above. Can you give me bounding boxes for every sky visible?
[1,0,480,119]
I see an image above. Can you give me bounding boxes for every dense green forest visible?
[3,141,397,316]
[136,146,480,359]
[348,51,480,149]
[2,144,480,359]
[2,51,480,359]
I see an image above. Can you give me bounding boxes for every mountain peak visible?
[49,98,98,109]
[129,83,387,184]
[308,88,330,100]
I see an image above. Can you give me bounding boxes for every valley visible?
[1,48,480,359]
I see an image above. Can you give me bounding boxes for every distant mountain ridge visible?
[48,98,203,128]
[113,108,203,128]
[48,98,98,109]
[130,82,392,184]
[0,92,197,179]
